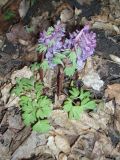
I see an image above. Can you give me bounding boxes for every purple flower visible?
[64,25,96,70]
[75,25,96,60]
[39,22,65,68]
[38,23,96,71]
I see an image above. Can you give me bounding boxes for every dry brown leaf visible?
[114,104,120,132]
[5,96,19,108]
[105,84,120,105]
[71,132,96,158]
[0,0,8,7]
[72,113,100,131]
[11,66,33,84]
[47,136,60,158]
[110,54,120,64]
[55,135,70,154]
[90,102,112,130]
[18,0,30,18]
[30,12,50,35]
[58,153,67,160]
[1,83,12,104]
[91,133,120,159]
[54,94,66,109]
[11,132,48,160]
[6,23,31,44]
[43,69,55,88]
[51,110,99,135]
[79,57,104,91]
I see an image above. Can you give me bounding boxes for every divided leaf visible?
[69,88,80,99]
[68,51,77,64]
[11,77,52,133]
[22,111,36,126]
[63,87,96,120]
[11,77,34,96]
[46,27,54,35]
[52,57,64,66]
[63,99,73,112]
[64,66,76,76]
[69,106,83,120]
[36,44,47,53]
[33,120,51,133]
[30,62,41,72]
[40,60,49,71]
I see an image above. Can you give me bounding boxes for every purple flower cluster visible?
[65,25,96,69]
[39,23,96,70]
[75,25,96,69]
[39,22,65,68]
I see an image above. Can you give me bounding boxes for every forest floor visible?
[0,0,120,160]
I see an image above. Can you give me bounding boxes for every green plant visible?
[11,77,52,133]
[63,87,96,120]
[30,62,41,72]
[37,24,96,77]
[3,9,15,21]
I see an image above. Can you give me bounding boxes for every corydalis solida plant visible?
[37,22,96,76]
[38,22,65,68]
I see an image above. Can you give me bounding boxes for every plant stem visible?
[57,65,64,97]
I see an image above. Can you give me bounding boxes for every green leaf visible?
[36,44,47,53]
[36,109,45,119]
[40,60,49,71]
[62,50,71,55]
[69,88,80,99]
[69,106,84,120]
[10,70,53,133]
[14,77,34,93]
[63,87,97,120]
[11,86,23,96]
[81,97,90,105]
[48,39,55,47]
[64,66,76,76]
[22,104,33,113]
[4,9,15,20]
[71,107,80,119]
[55,53,66,59]
[79,89,90,100]
[39,96,52,106]
[33,120,51,133]
[37,96,52,117]
[82,101,96,110]
[34,82,43,94]
[52,57,64,66]
[30,62,41,72]
[22,111,36,126]
[46,27,54,35]
[68,51,77,63]
[42,106,52,117]
[63,100,72,112]
[20,96,31,106]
